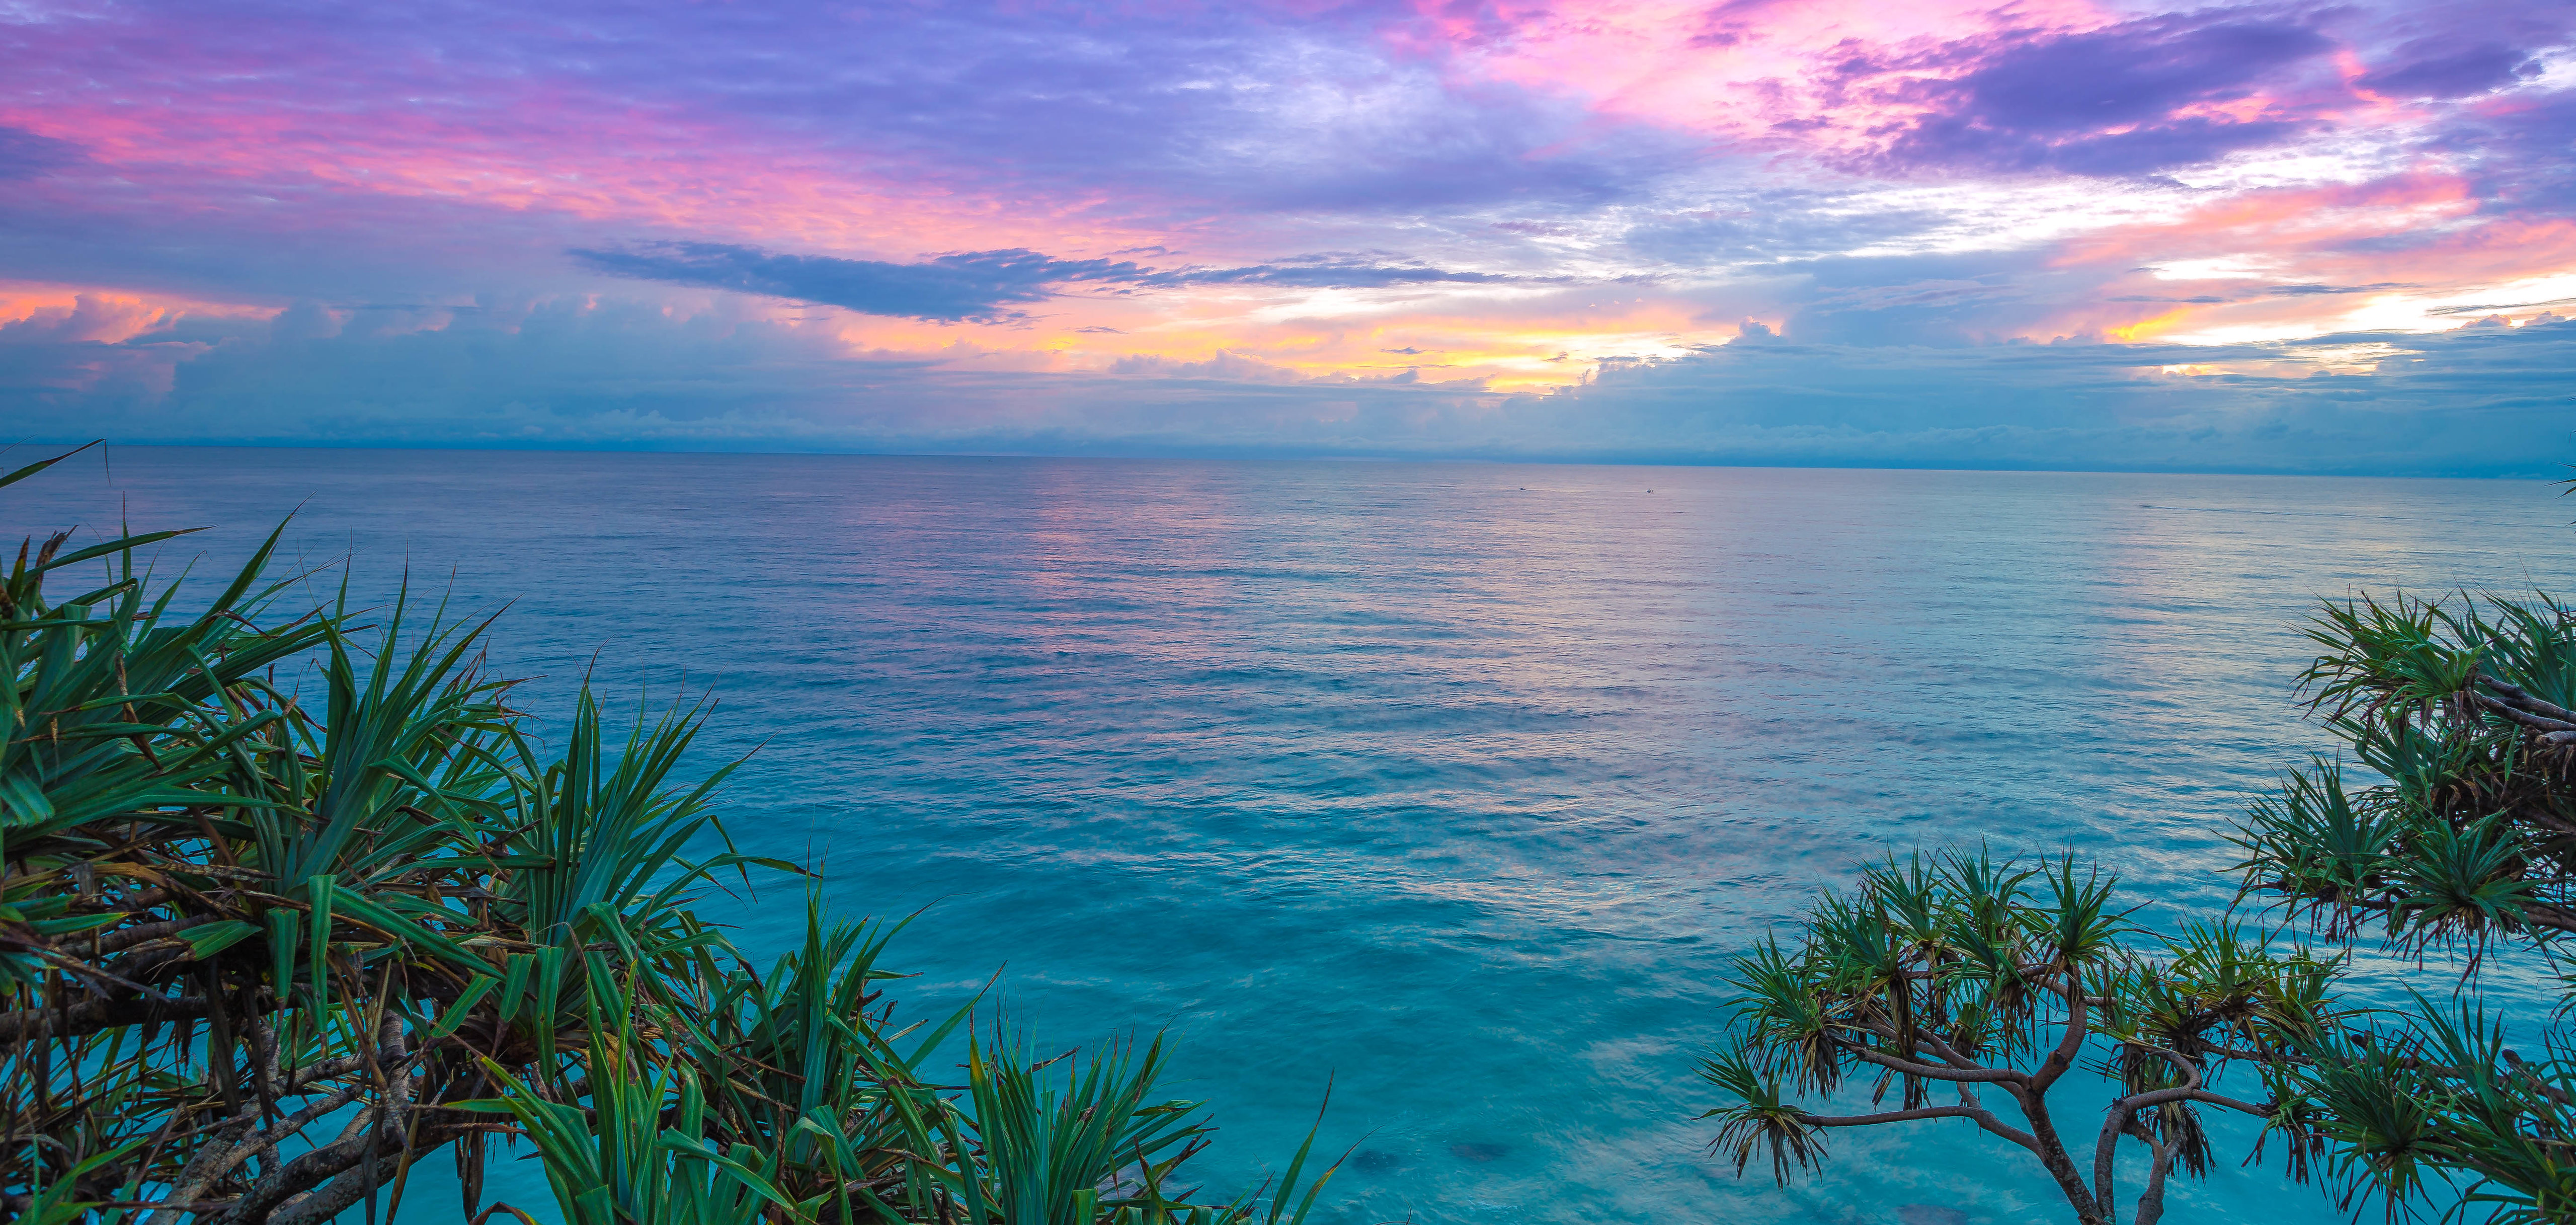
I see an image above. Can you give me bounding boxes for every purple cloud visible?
[2357,40,2542,99]
[1140,261,1534,289]
[0,126,80,179]
[1876,10,2337,175]
[574,241,1540,319]
[572,244,1155,323]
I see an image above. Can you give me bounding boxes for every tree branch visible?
[2135,1135,2184,1225]
[2479,672,2576,727]
[0,990,236,1043]
[1829,1035,2031,1085]
[2095,1044,2208,1220]
[1797,1105,2043,1155]
[2031,973,2090,1094]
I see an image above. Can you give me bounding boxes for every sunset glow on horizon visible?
[5,0,2572,472]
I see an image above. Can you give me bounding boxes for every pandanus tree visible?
[1697,853,2341,1225]
[2231,580,2576,1218]
[1704,477,2576,1222]
[1,442,1339,1225]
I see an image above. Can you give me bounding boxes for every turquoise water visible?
[11,449,2574,1223]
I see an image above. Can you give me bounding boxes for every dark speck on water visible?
[1348,1150,1406,1173]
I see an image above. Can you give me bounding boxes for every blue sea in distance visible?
[12,448,2576,1224]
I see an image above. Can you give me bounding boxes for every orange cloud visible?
[0,284,272,343]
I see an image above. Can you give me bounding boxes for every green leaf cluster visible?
[1,445,1339,1225]
[1705,474,2576,1223]
[2229,580,2576,1220]
[1704,852,2339,1224]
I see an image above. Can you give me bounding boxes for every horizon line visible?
[4,438,2566,482]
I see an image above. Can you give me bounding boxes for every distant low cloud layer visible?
[9,292,2566,475]
[4,0,2574,472]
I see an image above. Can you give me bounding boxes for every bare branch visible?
[1830,1036,2031,1085]
[1798,1104,2044,1155]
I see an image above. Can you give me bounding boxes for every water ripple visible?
[12,451,2572,1224]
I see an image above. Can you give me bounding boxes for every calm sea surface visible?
[12,448,2574,1223]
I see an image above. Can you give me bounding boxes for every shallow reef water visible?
[12,448,2573,1223]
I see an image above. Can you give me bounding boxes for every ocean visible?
[12,448,2572,1223]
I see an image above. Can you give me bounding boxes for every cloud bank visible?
[9,292,2565,476]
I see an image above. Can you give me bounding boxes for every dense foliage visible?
[1697,853,2341,1225]
[1704,482,2576,1223]
[2233,583,2576,1218]
[1,443,1338,1225]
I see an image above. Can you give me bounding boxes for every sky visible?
[5,0,2574,474]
